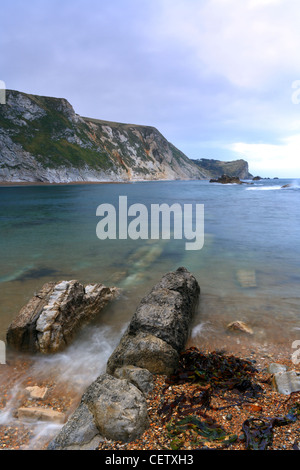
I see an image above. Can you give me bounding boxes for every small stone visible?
[226,321,254,335]
[25,386,48,400]
[248,403,262,412]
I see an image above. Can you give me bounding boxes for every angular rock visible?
[271,370,300,395]
[25,386,48,400]
[17,406,66,423]
[106,331,179,376]
[6,280,119,353]
[113,365,154,396]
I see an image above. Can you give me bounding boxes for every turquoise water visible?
[0,179,300,350]
[1,178,300,448]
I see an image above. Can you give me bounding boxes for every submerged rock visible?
[226,321,254,335]
[17,406,66,424]
[6,280,119,353]
[236,269,257,288]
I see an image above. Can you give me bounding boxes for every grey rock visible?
[48,267,200,449]
[268,363,287,375]
[6,280,119,353]
[106,267,199,376]
[209,174,243,184]
[271,370,300,395]
[49,374,149,449]
[47,403,102,450]
[128,266,200,352]
[106,330,180,376]
[84,374,149,442]
[114,365,154,396]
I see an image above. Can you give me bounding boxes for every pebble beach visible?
[1,341,300,452]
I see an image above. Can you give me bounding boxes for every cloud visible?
[1,0,300,175]
[230,133,300,177]
[155,0,300,89]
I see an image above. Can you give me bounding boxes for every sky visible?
[1,0,300,177]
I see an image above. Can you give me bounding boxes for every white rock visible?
[271,370,300,395]
[25,386,48,400]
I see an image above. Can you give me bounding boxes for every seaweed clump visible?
[158,347,263,449]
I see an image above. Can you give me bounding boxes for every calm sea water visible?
[0,179,300,349]
[0,178,300,446]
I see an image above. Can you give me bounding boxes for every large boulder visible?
[48,374,149,449]
[106,330,180,376]
[47,402,103,450]
[6,280,119,353]
[106,267,200,376]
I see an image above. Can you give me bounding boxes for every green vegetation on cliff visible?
[0,90,251,183]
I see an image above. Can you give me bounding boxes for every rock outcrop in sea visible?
[209,174,243,184]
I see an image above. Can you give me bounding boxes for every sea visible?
[0,178,299,446]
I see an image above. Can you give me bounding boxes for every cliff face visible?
[0,90,251,183]
[0,90,208,183]
[192,158,252,180]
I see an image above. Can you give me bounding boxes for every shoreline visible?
[0,180,133,187]
[0,177,293,188]
[0,341,299,450]
[0,178,208,187]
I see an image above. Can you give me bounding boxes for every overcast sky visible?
[1,0,300,177]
